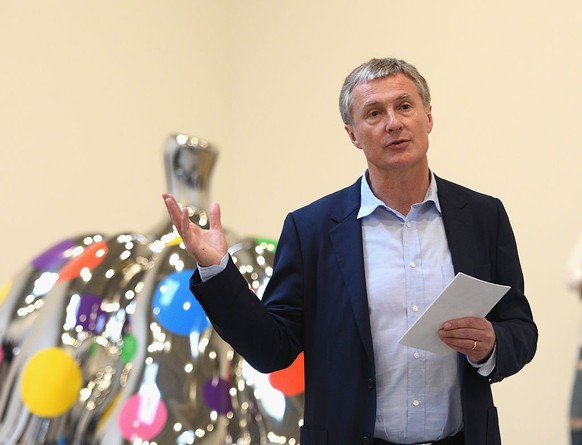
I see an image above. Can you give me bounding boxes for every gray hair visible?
[339,58,431,125]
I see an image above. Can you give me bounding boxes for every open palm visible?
[162,193,228,266]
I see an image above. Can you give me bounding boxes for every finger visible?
[440,328,477,341]
[208,202,223,232]
[180,207,194,241]
[442,317,484,330]
[163,194,183,227]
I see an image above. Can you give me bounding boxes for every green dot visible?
[87,341,98,357]
[256,237,278,252]
[121,334,138,363]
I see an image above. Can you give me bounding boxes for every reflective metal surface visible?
[0,134,304,444]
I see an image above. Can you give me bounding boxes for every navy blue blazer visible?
[192,175,537,445]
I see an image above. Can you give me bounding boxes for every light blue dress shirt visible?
[358,171,463,442]
[358,171,495,443]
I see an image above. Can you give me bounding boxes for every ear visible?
[344,125,362,149]
[426,105,434,134]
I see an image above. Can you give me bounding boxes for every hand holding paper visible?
[398,273,510,355]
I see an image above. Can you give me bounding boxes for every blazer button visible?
[367,379,375,389]
[362,437,370,445]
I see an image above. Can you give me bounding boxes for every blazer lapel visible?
[328,180,375,363]
[436,175,497,383]
[436,176,476,276]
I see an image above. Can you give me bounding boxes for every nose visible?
[385,112,403,132]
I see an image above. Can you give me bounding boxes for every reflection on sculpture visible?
[0,134,304,444]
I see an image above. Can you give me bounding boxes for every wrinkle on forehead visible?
[361,92,412,110]
[354,74,417,100]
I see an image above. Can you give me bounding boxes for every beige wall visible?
[1,1,581,443]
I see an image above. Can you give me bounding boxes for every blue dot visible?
[152,270,210,335]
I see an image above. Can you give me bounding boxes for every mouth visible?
[386,139,410,148]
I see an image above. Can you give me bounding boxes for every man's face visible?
[344,73,433,176]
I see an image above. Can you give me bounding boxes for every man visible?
[163,58,537,445]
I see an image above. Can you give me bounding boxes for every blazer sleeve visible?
[190,212,305,373]
[437,175,537,384]
[486,199,537,382]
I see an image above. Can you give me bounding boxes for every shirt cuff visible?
[468,344,497,377]
[198,253,230,282]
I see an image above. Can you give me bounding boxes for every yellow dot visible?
[21,348,82,417]
[0,279,11,305]
[167,235,183,247]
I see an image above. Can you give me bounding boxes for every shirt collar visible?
[357,170,441,219]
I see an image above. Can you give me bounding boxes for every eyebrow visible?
[360,93,413,111]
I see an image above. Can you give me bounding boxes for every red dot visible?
[57,241,108,283]
[268,352,305,396]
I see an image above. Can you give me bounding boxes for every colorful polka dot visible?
[31,239,76,270]
[76,294,107,334]
[203,377,233,414]
[120,334,138,364]
[20,347,83,417]
[118,393,168,441]
[152,270,209,335]
[0,279,11,305]
[166,234,182,247]
[268,352,305,396]
[57,241,108,283]
[256,237,278,251]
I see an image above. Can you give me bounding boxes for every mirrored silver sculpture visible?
[0,134,304,444]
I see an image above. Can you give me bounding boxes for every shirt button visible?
[413,399,420,407]
[410,261,416,268]
[414,351,420,359]
[406,222,412,228]
[412,304,419,312]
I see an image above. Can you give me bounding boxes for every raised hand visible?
[162,193,228,267]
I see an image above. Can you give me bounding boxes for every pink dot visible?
[118,393,168,441]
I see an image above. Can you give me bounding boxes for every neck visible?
[368,166,430,216]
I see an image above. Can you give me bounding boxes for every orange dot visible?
[268,352,305,396]
[57,241,108,283]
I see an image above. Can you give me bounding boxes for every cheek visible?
[417,134,430,151]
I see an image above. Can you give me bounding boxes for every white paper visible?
[398,273,510,355]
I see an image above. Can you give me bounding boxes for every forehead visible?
[352,74,421,107]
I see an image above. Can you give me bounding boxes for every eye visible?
[365,109,382,121]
